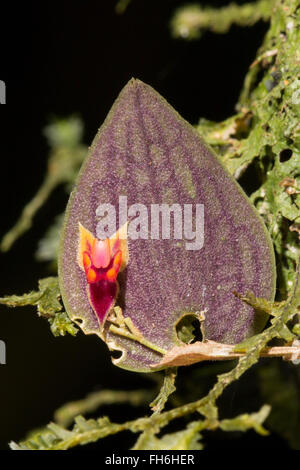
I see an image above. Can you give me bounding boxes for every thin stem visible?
[1,175,57,251]
[109,324,167,355]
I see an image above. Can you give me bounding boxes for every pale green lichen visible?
[0,277,78,337]
[193,0,300,299]
[171,1,274,40]
[9,405,270,450]
[0,117,87,252]
[6,256,300,450]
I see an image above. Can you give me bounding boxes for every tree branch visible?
[171,0,274,40]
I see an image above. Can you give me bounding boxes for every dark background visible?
[0,0,288,451]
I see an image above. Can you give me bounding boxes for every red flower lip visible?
[77,222,128,327]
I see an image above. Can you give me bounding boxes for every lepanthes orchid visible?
[59,79,276,372]
[77,222,128,331]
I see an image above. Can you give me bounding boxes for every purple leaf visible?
[58,79,276,372]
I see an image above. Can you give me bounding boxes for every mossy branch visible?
[191,0,300,300]
[171,0,274,40]
[54,389,155,428]
[10,404,271,450]
[132,367,178,449]
[8,256,300,449]
[0,277,78,337]
[0,117,86,252]
[149,367,177,414]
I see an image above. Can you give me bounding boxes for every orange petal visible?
[83,251,92,272]
[78,223,97,270]
[106,251,123,282]
[110,222,129,271]
[86,267,98,283]
[113,250,122,272]
[106,267,117,282]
